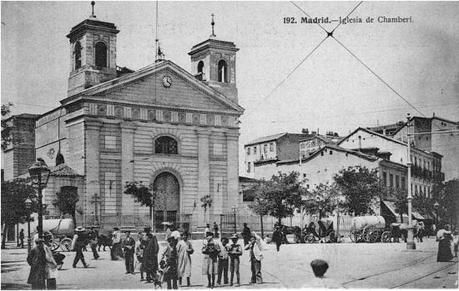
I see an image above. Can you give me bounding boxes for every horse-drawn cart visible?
[349,216,386,243]
[302,218,336,243]
[43,218,75,251]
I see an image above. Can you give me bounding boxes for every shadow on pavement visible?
[1,282,30,290]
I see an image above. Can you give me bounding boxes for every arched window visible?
[218,60,228,83]
[74,41,82,70]
[198,61,204,74]
[155,136,178,154]
[95,42,107,68]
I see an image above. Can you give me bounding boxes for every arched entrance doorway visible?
[153,172,180,231]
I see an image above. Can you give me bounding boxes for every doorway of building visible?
[153,172,180,231]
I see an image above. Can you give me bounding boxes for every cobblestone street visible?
[2,237,457,289]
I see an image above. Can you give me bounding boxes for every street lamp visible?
[434,201,439,226]
[28,159,51,239]
[405,113,416,250]
[24,198,32,253]
[231,205,237,234]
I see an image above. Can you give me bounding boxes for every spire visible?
[90,1,96,18]
[210,14,216,38]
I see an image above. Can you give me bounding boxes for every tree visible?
[200,194,213,224]
[1,102,13,151]
[248,182,271,238]
[334,166,385,216]
[431,179,459,225]
[303,183,341,220]
[52,187,79,227]
[251,172,304,224]
[412,194,434,219]
[124,181,157,225]
[1,179,37,249]
[387,187,408,223]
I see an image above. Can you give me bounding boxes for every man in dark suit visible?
[123,231,136,274]
[142,227,160,285]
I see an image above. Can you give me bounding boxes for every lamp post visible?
[24,198,32,253]
[231,205,237,234]
[405,113,416,250]
[28,159,51,239]
[434,201,439,226]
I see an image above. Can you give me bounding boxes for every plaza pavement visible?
[1,237,457,289]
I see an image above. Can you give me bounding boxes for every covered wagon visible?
[349,216,386,243]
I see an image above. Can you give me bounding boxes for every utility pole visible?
[406,113,416,250]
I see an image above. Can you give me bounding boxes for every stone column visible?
[197,130,210,227]
[226,130,240,212]
[84,118,103,226]
[120,122,137,225]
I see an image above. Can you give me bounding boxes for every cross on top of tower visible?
[90,1,96,18]
[210,13,216,38]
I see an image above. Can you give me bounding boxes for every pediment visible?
[78,61,243,114]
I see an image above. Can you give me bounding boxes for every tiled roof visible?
[246,133,287,146]
[50,164,82,177]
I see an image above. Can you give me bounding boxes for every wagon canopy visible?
[350,216,385,231]
[41,218,75,236]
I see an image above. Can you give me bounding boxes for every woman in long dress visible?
[177,233,193,286]
[437,224,454,262]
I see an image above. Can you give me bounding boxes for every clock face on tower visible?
[162,75,172,88]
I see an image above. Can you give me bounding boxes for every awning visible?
[382,200,398,218]
[412,211,425,220]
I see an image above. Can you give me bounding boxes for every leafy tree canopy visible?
[52,187,79,226]
[250,171,305,223]
[334,166,384,216]
[200,194,213,210]
[124,181,155,207]
[303,183,342,218]
[1,179,37,225]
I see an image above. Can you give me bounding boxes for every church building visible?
[34,7,244,231]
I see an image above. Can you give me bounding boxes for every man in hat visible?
[27,237,47,289]
[88,227,99,260]
[143,227,160,285]
[217,237,229,285]
[111,227,122,260]
[72,227,89,268]
[43,232,58,289]
[245,234,263,284]
[123,231,136,274]
[228,234,242,286]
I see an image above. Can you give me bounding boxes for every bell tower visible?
[66,2,119,96]
[188,14,239,103]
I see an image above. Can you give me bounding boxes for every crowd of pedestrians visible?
[25,221,458,290]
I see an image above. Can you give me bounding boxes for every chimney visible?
[302,128,309,134]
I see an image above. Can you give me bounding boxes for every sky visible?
[2,1,459,173]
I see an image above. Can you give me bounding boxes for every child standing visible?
[228,234,242,286]
[217,237,229,285]
[202,232,220,288]
[160,237,179,289]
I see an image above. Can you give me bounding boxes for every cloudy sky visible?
[2,1,459,172]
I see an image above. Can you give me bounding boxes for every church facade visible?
[35,12,244,231]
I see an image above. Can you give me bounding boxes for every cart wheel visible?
[306,234,315,243]
[329,231,336,243]
[368,231,378,243]
[60,238,72,252]
[381,231,391,243]
[51,241,60,251]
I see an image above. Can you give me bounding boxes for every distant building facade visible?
[368,115,458,180]
[339,127,443,198]
[244,130,340,178]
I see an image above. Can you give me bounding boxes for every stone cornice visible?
[84,117,103,130]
